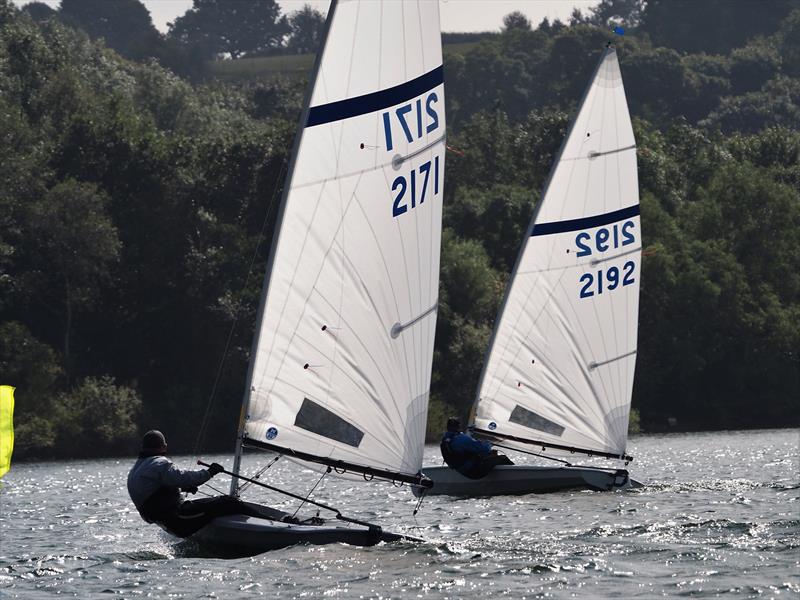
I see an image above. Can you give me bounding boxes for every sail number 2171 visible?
[384,91,442,219]
[392,157,440,217]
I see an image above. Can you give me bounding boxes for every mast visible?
[229,1,339,496]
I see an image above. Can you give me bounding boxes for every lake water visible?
[1,429,798,598]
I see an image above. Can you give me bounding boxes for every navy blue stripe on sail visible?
[306,66,444,128]
[531,204,640,237]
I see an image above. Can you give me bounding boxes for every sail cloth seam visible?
[347,198,411,425]
[243,438,432,487]
[306,66,444,127]
[530,204,640,237]
[262,176,387,424]
[253,181,365,453]
[394,181,422,402]
[586,77,621,408]
[555,276,616,429]
[293,304,407,433]
[609,95,626,433]
[255,178,331,400]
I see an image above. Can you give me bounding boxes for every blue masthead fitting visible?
[613,26,625,36]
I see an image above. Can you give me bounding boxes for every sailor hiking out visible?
[440,417,513,479]
[127,430,262,537]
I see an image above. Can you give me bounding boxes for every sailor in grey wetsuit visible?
[440,417,513,479]
[127,430,254,537]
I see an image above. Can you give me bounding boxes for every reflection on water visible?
[1,429,798,598]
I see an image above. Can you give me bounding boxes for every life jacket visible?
[440,434,471,471]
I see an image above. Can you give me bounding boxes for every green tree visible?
[729,43,781,94]
[640,0,796,55]
[703,76,800,133]
[588,0,644,27]
[0,321,62,454]
[777,9,800,77]
[54,376,142,456]
[21,180,120,374]
[286,4,325,55]
[445,184,536,272]
[59,0,162,60]
[502,11,531,32]
[21,1,55,22]
[169,0,290,59]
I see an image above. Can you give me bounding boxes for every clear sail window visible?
[295,398,365,448]
[509,405,566,437]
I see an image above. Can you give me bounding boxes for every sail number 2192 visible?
[579,262,635,298]
[576,219,637,299]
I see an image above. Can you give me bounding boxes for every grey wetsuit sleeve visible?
[156,458,213,488]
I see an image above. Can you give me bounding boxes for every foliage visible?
[59,0,161,60]
[286,4,325,55]
[54,376,142,456]
[0,321,61,453]
[502,11,531,32]
[0,0,798,460]
[637,0,797,55]
[168,0,289,60]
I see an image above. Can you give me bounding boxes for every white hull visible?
[412,465,642,497]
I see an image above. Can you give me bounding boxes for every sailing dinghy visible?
[415,46,641,498]
[190,0,446,555]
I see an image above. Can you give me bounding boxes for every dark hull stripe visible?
[531,204,640,237]
[306,65,444,127]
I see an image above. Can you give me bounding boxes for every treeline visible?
[19,0,325,78]
[1,0,797,459]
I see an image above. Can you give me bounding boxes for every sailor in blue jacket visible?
[127,430,262,537]
[440,417,513,479]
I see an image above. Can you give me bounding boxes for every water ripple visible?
[0,429,798,598]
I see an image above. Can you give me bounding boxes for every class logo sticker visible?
[488,422,497,430]
[266,427,278,440]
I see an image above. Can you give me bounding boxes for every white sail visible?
[472,48,639,459]
[239,0,445,483]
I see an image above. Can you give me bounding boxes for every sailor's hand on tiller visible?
[207,462,225,476]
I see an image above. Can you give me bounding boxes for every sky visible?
[16,0,601,33]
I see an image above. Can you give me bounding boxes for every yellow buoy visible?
[0,385,14,479]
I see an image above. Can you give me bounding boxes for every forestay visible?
[472,48,639,460]
[239,0,445,484]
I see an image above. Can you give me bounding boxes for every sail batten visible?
[239,0,445,482]
[471,48,639,460]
